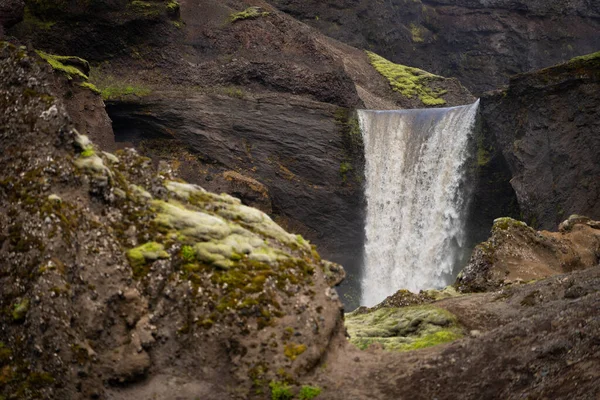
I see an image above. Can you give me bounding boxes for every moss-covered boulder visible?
[0,42,345,399]
[346,305,463,351]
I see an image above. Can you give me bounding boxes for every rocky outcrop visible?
[455,216,600,293]
[0,42,345,399]
[8,0,179,60]
[317,266,600,399]
[266,0,600,94]
[480,52,600,230]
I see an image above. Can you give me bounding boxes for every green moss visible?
[79,81,101,95]
[181,245,196,262]
[12,298,30,322]
[299,385,322,400]
[339,161,352,180]
[80,148,95,158]
[345,305,463,351]
[127,0,164,17]
[166,0,180,14]
[99,84,152,101]
[0,343,12,364]
[477,147,491,166]
[283,343,306,361]
[126,242,170,277]
[366,51,447,106]
[269,381,293,400]
[567,51,600,64]
[492,217,529,232]
[229,7,270,23]
[409,24,425,43]
[36,50,89,81]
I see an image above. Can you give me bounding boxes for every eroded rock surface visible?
[456,216,600,293]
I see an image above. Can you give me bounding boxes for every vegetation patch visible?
[492,217,529,232]
[229,6,270,23]
[89,69,152,100]
[98,83,152,101]
[79,81,101,95]
[35,50,89,81]
[270,381,293,400]
[345,305,463,351]
[284,343,307,361]
[299,385,322,399]
[126,242,170,277]
[366,51,447,106]
[567,51,600,64]
[409,23,425,43]
[12,298,30,322]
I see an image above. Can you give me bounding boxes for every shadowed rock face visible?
[480,52,600,230]
[266,0,600,94]
[0,0,23,36]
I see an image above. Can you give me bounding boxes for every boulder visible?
[455,216,600,293]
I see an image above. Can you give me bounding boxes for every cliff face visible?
[480,52,600,229]
[266,0,600,94]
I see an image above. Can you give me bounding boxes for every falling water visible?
[359,100,480,307]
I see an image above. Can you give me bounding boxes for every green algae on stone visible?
[366,51,447,106]
[345,305,463,351]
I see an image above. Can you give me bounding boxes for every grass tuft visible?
[366,51,447,106]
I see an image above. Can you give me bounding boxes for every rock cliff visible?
[266,0,600,94]
[480,52,600,230]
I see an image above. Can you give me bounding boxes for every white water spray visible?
[359,100,480,307]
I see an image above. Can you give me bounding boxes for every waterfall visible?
[359,100,480,307]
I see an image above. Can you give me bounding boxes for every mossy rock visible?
[345,305,463,351]
[366,51,447,106]
[229,6,270,23]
